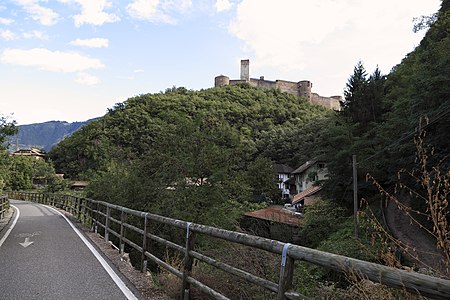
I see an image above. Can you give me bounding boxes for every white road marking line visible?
[0,204,20,248]
[45,205,138,300]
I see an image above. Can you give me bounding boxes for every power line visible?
[357,106,450,165]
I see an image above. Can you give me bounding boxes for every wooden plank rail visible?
[0,195,9,220]
[6,191,450,300]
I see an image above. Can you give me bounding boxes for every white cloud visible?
[215,0,232,12]
[0,17,14,25]
[1,48,104,73]
[0,29,16,40]
[70,38,109,48]
[13,0,58,26]
[23,30,47,39]
[127,0,169,23]
[127,0,192,24]
[228,0,441,95]
[75,72,101,85]
[134,69,144,73]
[61,0,120,27]
[161,0,192,12]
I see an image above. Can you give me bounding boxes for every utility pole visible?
[353,155,359,238]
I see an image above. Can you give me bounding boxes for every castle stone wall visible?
[249,78,277,90]
[229,79,247,85]
[311,93,341,110]
[275,80,299,96]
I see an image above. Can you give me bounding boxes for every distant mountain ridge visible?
[7,119,96,152]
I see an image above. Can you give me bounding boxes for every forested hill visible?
[49,85,331,226]
[49,85,330,180]
[7,120,94,152]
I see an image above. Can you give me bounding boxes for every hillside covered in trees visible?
[49,85,331,227]
[6,119,93,152]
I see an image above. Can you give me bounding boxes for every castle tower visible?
[240,59,249,81]
[298,80,312,100]
[215,75,230,87]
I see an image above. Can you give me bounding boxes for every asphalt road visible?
[0,200,141,300]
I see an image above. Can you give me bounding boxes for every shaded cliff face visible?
[6,119,96,152]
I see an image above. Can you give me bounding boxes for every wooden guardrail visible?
[7,192,450,300]
[0,195,8,220]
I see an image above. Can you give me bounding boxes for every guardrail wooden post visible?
[74,196,77,216]
[89,200,95,232]
[119,209,127,255]
[0,196,6,220]
[277,244,294,300]
[95,202,99,233]
[70,196,75,215]
[105,206,111,242]
[141,213,150,273]
[82,198,87,224]
[76,197,81,222]
[181,222,195,300]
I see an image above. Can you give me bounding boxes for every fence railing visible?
[7,192,450,300]
[0,195,8,220]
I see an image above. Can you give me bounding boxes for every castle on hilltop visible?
[214,59,341,110]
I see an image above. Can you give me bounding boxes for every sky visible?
[0,0,442,125]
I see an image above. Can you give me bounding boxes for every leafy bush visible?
[299,198,347,248]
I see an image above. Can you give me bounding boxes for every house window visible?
[318,163,325,169]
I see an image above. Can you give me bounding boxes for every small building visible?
[12,148,46,160]
[70,181,89,190]
[242,205,302,242]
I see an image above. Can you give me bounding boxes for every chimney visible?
[240,59,249,81]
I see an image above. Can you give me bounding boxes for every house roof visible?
[292,185,322,205]
[244,206,302,226]
[274,164,294,174]
[292,159,319,174]
[13,148,46,157]
[70,181,89,188]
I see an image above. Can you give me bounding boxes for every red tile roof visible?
[292,185,322,205]
[244,206,302,226]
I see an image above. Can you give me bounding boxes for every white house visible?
[291,160,328,193]
[274,164,294,199]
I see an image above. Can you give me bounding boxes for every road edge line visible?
[45,205,138,300]
[0,205,20,248]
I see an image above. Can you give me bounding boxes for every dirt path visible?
[384,195,445,273]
